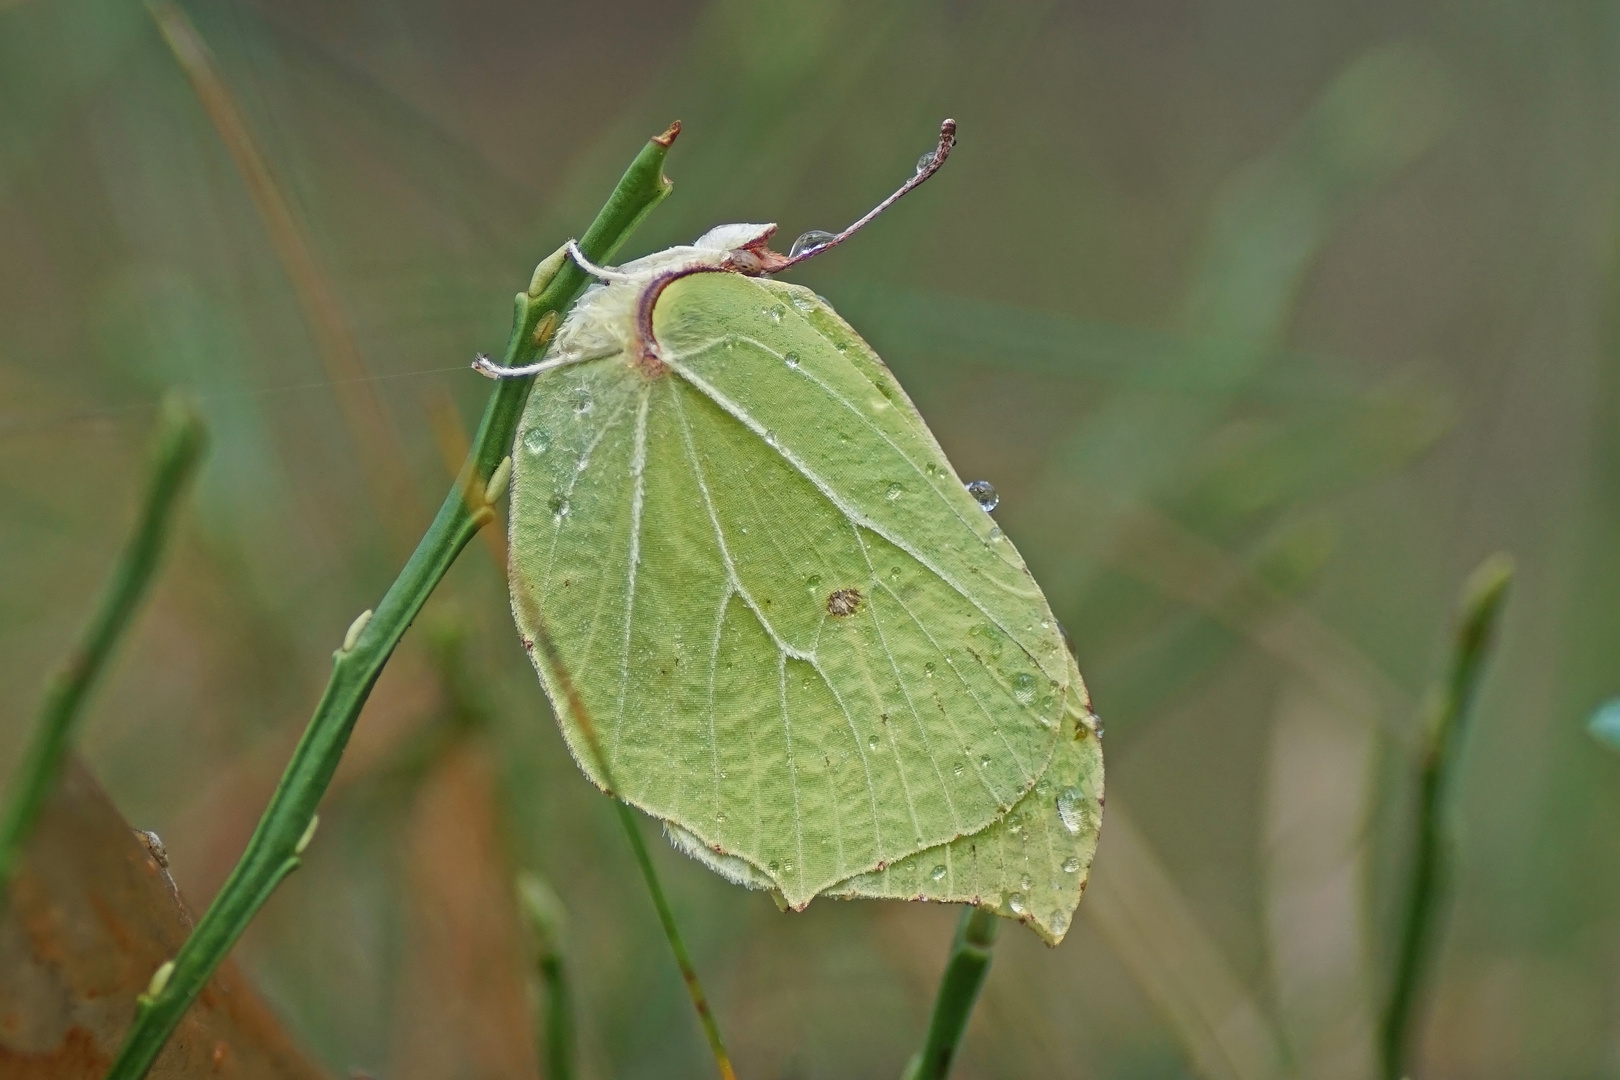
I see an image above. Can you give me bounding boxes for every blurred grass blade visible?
[518,872,576,1080]
[0,395,205,895]
[1381,554,1513,1080]
[900,906,1001,1080]
[148,0,420,549]
[1182,42,1458,342]
[104,126,677,1080]
[1085,804,1290,1080]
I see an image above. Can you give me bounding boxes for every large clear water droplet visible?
[522,428,550,455]
[1049,909,1069,936]
[790,230,837,258]
[1056,787,1085,836]
[916,150,938,174]
[1007,892,1027,915]
[1062,855,1082,874]
[930,864,948,882]
[783,350,800,369]
[965,480,999,511]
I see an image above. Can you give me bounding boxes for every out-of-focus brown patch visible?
[389,742,535,1080]
[0,755,330,1080]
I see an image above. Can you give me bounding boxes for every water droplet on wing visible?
[790,230,837,258]
[1013,672,1037,703]
[965,480,999,511]
[1056,787,1085,836]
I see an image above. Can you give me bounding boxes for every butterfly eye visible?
[725,248,765,275]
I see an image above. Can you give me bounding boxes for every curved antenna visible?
[774,118,956,271]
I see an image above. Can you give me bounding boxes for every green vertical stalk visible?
[0,396,206,894]
[902,905,1002,1080]
[1380,553,1513,1080]
[613,801,738,1080]
[518,872,576,1080]
[104,126,678,1080]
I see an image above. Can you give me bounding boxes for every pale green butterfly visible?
[484,122,1102,943]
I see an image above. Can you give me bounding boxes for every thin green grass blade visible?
[0,395,206,897]
[1380,553,1513,1080]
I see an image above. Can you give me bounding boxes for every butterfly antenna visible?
[776,118,957,270]
[564,239,638,283]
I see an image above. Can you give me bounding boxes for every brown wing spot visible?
[826,588,863,617]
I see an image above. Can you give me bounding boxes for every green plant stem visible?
[104,127,677,1080]
[1381,553,1513,1080]
[517,872,576,1080]
[902,905,1002,1080]
[614,802,738,1080]
[0,396,206,895]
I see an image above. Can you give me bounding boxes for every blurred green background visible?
[3,0,1618,1077]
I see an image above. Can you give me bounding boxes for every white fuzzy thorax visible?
[545,224,778,367]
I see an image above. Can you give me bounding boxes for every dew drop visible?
[764,429,778,446]
[548,494,571,521]
[1087,710,1105,738]
[988,526,1004,542]
[789,293,818,314]
[916,150,938,174]
[1008,892,1027,915]
[1020,873,1033,891]
[1056,787,1085,836]
[888,565,902,582]
[1012,672,1037,704]
[790,230,837,258]
[965,480,999,511]
[762,304,786,323]
[783,350,800,369]
[867,735,880,750]
[716,812,727,824]
[930,864,948,882]
[952,762,965,778]
[1062,856,1082,874]
[782,860,793,873]
[806,573,823,590]
[923,662,936,677]
[1049,909,1069,936]
[768,860,780,872]
[572,390,593,416]
[979,755,991,768]
[522,428,550,455]
[885,482,903,501]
